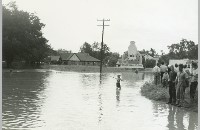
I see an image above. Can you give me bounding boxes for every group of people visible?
[153,61,198,107]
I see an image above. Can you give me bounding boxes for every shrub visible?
[140,81,198,112]
[140,81,169,101]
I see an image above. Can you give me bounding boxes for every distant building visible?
[60,53,74,64]
[49,53,100,66]
[117,41,143,68]
[50,56,61,64]
[169,59,198,67]
[67,53,100,66]
[57,49,72,54]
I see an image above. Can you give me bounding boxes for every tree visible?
[105,52,120,67]
[3,2,50,67]
[139,48,157,68]
[139,49,149,55]
[149,48,156,57]
[159,39,198,64]
[188,44,198,59]
[80,42,110,62]
[158,54,170,65]
[80,42,93,54]
[139,48,158,57]
[167,39,198,59]
[144,59,156,68]
[92,42,100,51]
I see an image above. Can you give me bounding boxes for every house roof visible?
[50,56,60,61]
[116,59,122,64]
[60,53,73,61]
[75,53,100,62]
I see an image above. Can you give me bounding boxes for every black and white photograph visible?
[2,0,198,129]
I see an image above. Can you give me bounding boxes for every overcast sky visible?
[3,0,198,55]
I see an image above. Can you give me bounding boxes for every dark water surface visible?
[3,70,198,130]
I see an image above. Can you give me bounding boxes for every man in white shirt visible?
[153,63,160,85]
[160,62,168,84]
[174,63,179,73]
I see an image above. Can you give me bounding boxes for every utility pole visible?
[97,19,110,74]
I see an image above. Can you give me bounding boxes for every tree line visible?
[159,39,198,64]
[139,39,198,67]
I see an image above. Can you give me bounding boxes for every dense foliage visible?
[139,48,158,68]
[143,59,156,68]
[139,48,158,57]
[3,2,52,68]
[159,39,198,64]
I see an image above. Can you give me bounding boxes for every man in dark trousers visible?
[190,62,198,101]
[167,65,177,105]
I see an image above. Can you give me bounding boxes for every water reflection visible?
[116,89,121,102]
[176,108,187,130]
[188,112,198,130]
[153,101,198,130]
[98,89,103,123]
[3,71,50,128]
[98,76,103,123]
[167,105,176,130]
[116,88,121,108]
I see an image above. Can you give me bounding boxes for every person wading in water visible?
[116,75,122,90]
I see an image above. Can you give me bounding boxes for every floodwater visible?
[3,70,198,130]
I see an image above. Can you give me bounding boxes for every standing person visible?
[190,62,198,101]
[152,63,160,85]
[188,64,192,74]
[175,64,187,107]
[168,65,171,74]
[183,64,187,71]
[168,65,177,104]
[160,62,168,85]
[183,64,190,94]
[162,70,169,88]
[116,75,122,90]
[174,63,179,73]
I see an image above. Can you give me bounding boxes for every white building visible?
[169,59,198,67]
[117,41,143,68]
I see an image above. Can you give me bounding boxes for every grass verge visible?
[140,81,198,112]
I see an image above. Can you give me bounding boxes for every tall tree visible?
[149,48,156,57]
[167,39,197,59]
[159,39,198,64]
[105,52,120,67]
[80,42,93,54]
[3,2,50,67]
[188,44,198,59]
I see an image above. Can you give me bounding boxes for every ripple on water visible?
[2,71,198,130]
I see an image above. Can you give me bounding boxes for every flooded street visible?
[3,70,198,130]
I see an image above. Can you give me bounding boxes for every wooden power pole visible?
[97,19,110,74]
